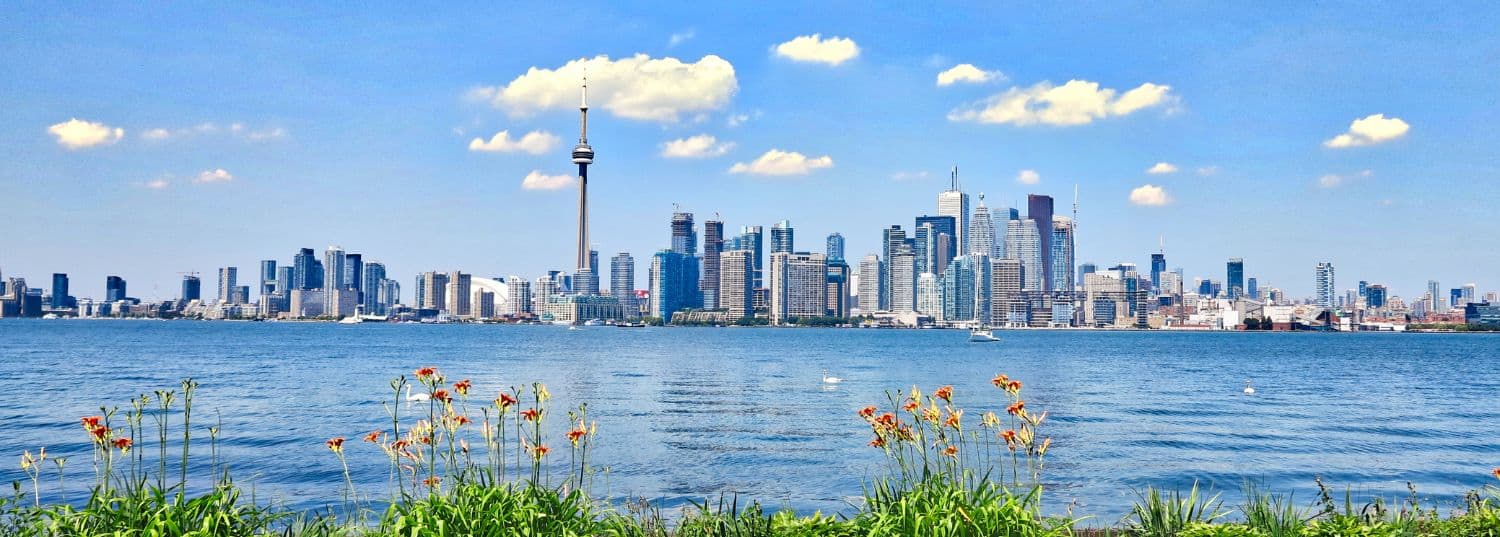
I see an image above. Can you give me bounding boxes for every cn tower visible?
[572,78,594,276]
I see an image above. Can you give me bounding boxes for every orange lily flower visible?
[325,437,345,454]
[453,379,471,396]
[112,438,133,452]
[934,385,953,403]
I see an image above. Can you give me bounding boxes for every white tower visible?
[572,78,595,280]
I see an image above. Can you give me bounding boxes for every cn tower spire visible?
[572,76,595,277]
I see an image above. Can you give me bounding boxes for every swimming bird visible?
[821,369,843,384]
[1243,380,1256,395]
[405,385,431,403]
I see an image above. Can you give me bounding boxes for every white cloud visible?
[1016,169,1041,185]
[474,54,738,123]
[728,149,833,176]
[660,134,734,158]
[521,170,574,191]
[669,29,695,47]
[948,80,1176,126]
[246,127,287,140]
[773,34,860,66]
[1129,184,1172,206]
[1318,169,1373,188]
[47,118,124,149]
[139,122,285,141]
[1323,114,1410,148]
[142,128,172,140]
[936,64,1004,86]
[1146,162,1178,175]
[194,169,234,184]
[467,129,561,154]
[891,171,932,182]
[1196,166,1220,176]
[143,178,170,190]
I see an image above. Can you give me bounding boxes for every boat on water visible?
[583,318,604,326]
[969,327,999,343]
[337,316,363,324]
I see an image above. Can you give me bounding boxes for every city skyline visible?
[4,4,1499,299]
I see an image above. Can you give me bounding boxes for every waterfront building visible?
[889,252,915,314]
[942,255,977,323]
[362,262,386,315]
[881,226,908,309]
[969,194,997,257]
[504,277,531,315]
[420,271,449,312]
[275,266,293,301]
[1427,280,1446,313]
[702,219,723,309]
[973,255,992,325]
[611,252,635,313]
[232,285,249,305]
[1466,302,1500,326]
[1159,271,1183,303]
[913,222,937,275]
[289,288,326,318]
[769,251,827,324]
[938,167,970,256]
[671,212,697,255]
[719,249,754,321]
[378,278,400,315]
[1315,262,1336,310]
[573,268,598,297]
[181,275,201,302]
[1462,283,1477,306]
[738,225,765,288]
[1367,284,1387,309]
[1051,216,1074,293]
[1149,253,1166,292]
[826,233,845,262]
[446,271,472,317]
[1227,258,1245,299]
[105,275,127,302]
[473,289,495,319]
[218,267,238,304]
[1004,219,1043,292]
[543,294,624,323]
[323,246,346,313]
[916,272,940,317]
[991,258,1024,326]
[1247,277,1259,300]
[770,220,794,254]
[649,250,696,322]
[293,248,319,289]
[259,260,277,298]
[49,273,70,309]
[857,254,883,313]
[329,288,358,318]
[915,215,957,275]
[1027,194,1055,291]
[826,259,850,318]
[533,276,557,312]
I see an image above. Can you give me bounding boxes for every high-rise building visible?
[293,248,319,290]
[969,194,997,257]
[1005,219,1043,292]
[1315,263,1336,310]
[915,215,957,275]
[420,271,449,312]
[1428,280,1446,313]
[770,220,794,254]
[573,79,595,282]
[739,225,764,288]
[769,252,827,324]
[826,233,845,262]
[474,289,496,319]
[913,223,938,276]
[181,275,201,302]
[1367,284,1388,308]
[942,255,977,322]
[1247,277,1259,300]
[889,252,915,314]
[506,277,532,315]
[916,272,941,316]
[362,262,386,315]
[938,167,970,256]
[649,250,694,323]
[446,271,472,317]
[259,260,278,297]
[719,249,754,321]
[218,267,238,304]
[344,253,363,300]
[1462,283,1477,305]
[1051,217,1074,292]
[275,266,293,300]
[826,259,850,318]
[105,275,127,302]
[881,226,908,309]
[533,276,556,312]
[1149,253,1166,292]
[857,254,883,314]
[702,219,723,309]
[323,246,346,313]
[49,273,70,309]
[992,258,1024,326]
[1227,258,1245,299]
[610,252,635,314]
[670,212,697,255]
[1027,194,1055,291]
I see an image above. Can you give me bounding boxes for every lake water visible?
[1,320,1497,522]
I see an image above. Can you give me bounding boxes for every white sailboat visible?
[969,327,998,342]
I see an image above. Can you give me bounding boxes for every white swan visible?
[405,385,431,403]
[1243,380,1256,395]
[821,369,843,384]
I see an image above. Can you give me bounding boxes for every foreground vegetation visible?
[4,372,1498,536]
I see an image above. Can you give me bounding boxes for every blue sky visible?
[2,2,1497,301]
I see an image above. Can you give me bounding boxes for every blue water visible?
[1,320,1497,522]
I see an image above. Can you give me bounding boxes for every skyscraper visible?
[719,249,753,321]
[218,267,238,304]
[446,271,472,317]
[889,252,916,314]
[1027,194,1055,291]
[1005,219,1043,292]
[1227,258,1245,299]
[48,273,69,309]
[1050,216,1074,293]
[649,250,692,323]
[770,220,794,254]
[181,275,201,302]
[275,266,293,300]
[1428,280,1446,313]
[913,223,938,276]
[1247,277,1259,300]
[362,262,386,315]
[991,258,1024,326]
[105,275,127,302]
[915,215,957,275]
[826,258,850,318]
[506,277,532,315]
[702,219,723,309]
[969,194,996,257]
[881,226,908,309]
[857,254,883,314]
[739,225,764,289]
[323,246,346,313]
[1149,253,1166,292]
[420,271,448,312]
[573,78,595,282]
[915,272,941,316]
[826,232,845,262]
[293,248,318,289]
[670,212,697,255]
[1367,284,1387,308]
[259,260,278,297]
[942,255,977,322]
[938,167,970,256]
[611,252,635,299]
[344,253,363,300]
[769,251,826,324]
[1315,262,1336,310]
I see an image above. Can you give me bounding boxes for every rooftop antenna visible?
[1159,235,1165,254]
[1072,183,1079,229]
[950,166,960,191]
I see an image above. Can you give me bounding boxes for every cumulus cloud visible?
[936,64,1004,86]
[473,54,738,123]
[1129,184,1172,206]
[1323,114,1410,148]
[1318,169,1372,188]
[660,134,734,158]
[47,118,124,149]
[521,170,574,190]
[468,129,561,154]
[773,34,860,66]
[728,149,833,176]
[948,80,1176,126]
[1016,169,1041,185]
[194,169,234,184]
[1146,162,1178,175]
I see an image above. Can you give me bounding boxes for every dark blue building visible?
[914,215,957,274]
[181,275,202,302]
[293,248,320,289]
[50,273,70,309]
[105,276,127,302]
[1149,253,1166,291]
[1226,258,1244,299]
[1465,302,1499,326]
